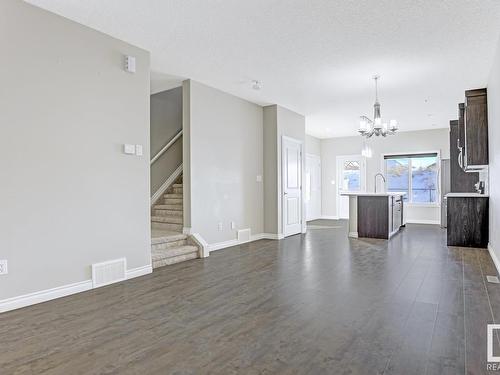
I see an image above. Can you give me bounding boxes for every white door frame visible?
[336,154,366,219]
[305,153,321,221]
[282,136,304,237]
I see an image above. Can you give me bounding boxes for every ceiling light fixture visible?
[358,75,398,138]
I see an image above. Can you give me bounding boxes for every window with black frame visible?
[384,153,439,204]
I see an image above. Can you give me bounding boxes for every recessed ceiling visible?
[27,0,500,138]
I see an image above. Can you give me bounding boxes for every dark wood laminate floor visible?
[1,222,499,374]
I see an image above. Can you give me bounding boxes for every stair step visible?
[152,239,187,251]
[164,193,183,199]
[164,198,182,205]
[173,184,183,188]
[151,232,187,245]
[154,204,182,211]
[152,222,183,232]
[153,208,183,217]
[152,246,199,268]
[151,215,183,224]
[172,187,183,194]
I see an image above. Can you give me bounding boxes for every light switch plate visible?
[135,144,143,156]
[0,260,8,275]
[231,221,235,229]
[125,55,136,73]
[123,144,135,155]
[256,175,263,182]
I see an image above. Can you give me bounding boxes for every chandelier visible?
[358,75,398,138]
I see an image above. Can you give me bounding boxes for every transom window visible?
[384,153,439,204]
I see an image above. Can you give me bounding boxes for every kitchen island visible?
[341,192,406,239]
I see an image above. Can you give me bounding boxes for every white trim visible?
[182,227,192,235]
[0,280,93,314]
[151,163,183,206]
[127,265,153,280]
[208,233,284,253]
[348,231,359,238]
[489,243,500,275]
[405,219,440,225]
[320,215,340,220]
[190,233,210,258]
[0,265,153,314]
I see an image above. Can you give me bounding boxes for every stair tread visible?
[173,184,183,188]
[151,245,198,260]
[151,215,183,224]
[164,193,183,198]
[154,204,182,210]
[151,230,186,244]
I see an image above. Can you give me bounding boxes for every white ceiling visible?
[27,0,500,138]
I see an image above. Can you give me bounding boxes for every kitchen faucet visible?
[374,173,386,193]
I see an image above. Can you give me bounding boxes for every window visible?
[341,160,361,191]
[384,153,439,204]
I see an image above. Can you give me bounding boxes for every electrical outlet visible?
[0,260,8,275]
[218,223,223,231]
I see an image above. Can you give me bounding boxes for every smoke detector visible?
[252,80,262,90]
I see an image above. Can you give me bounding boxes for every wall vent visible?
[92,258,127,288]
[237,228,251,242]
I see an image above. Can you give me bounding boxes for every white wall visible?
[306,135,321,156]
[320,129,450,223]
[488,36,500,260]
[0,0,151,301]
[186,80,264,244]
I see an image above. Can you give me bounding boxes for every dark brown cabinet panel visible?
[447,197,488,248]
[358,196,389,239]
[449,120,478,192]
[464,88,488,169]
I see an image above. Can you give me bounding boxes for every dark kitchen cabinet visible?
[464,88,488,170]
[447,196,489,248]
[449,119,478,192]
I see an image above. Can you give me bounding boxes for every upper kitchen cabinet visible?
[450,120,478,192]
[464,88,488,171]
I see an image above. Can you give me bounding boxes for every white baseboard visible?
[0,264,153,314]
[190,233,210,257]
[320,215,340,220]
[151,163,183,206]
[348,232,359,238]
[405,219,441,225]
[127,265,152,280]
[0,279,93,314]
[208,232,284,253]
[489,243,500,275]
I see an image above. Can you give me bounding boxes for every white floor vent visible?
[487,275,500,284]
[92,258,127,288]
[237,228,251,243]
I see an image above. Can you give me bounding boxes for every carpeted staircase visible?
[151,177,199,268]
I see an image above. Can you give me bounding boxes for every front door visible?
[336,155,366,219]
[282,136,303,237]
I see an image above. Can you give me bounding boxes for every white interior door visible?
[336,155,366,219]
[305,154,321,221]
[282,136,303,237]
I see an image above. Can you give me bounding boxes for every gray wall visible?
[150,87,183,195]
[0,0,151,300]
[320,129,450,223]
[488,37,500,261]
[263,105,306,235]
[187,80,264,244]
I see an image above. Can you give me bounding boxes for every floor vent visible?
[237,228,251,242]
[487,276,500,284]
[92,258,127,288]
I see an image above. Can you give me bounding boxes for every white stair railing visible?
[150,129,183,165]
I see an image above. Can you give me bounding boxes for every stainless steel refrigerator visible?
[441,159,451,228]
